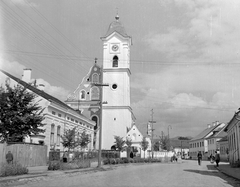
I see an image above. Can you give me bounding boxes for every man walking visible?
[197,151,202,166]
[215,150,220,167]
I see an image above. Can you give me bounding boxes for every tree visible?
[153,141,160,151]
[125,137,132,158]
[114,136,125,152]
[140,137,149,158]
[160,135,168,150]
[61,127,91,151]
[0,84,45,142]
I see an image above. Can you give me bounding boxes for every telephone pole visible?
[93,58,109,168]
[149,109,156,158]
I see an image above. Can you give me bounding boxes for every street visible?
[2,160,240,187]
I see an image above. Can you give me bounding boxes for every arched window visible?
[91,86,99,100]
[80,90,86,100]
[92,73,99,83]
[91,116,98,131]
[50,124,55,146]
[113,56,118,67]
[57,126,60,146]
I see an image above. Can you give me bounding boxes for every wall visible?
[0,143,47,167]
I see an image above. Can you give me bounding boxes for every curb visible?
[215,166,240,181]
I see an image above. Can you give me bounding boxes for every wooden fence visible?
[0,143,47,167]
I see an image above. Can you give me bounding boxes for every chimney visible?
[22,68,32,83]
[207,124,211,128]
[212,122,216,126]
[38,84,45,91]
[216,121,219,125]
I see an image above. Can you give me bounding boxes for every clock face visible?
[112,45,119,51]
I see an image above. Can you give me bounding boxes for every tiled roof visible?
[0,69,91,122]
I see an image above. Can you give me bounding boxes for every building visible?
[217,136,229,162]
[65,15,135,150]
[205,124,227,158]
[0,69,95,153]
[189,121,225,159]
[126,125,151,158]
[224,111,240,165]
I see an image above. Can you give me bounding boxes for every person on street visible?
[63,151,68,163]
[6,151,13,164]
[215,150,220,167]
[197,151,202,165]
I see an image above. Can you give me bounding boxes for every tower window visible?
[113,56,118,67]
[80,90,86,100]
[92,73,99,83]
[91,86,100,100]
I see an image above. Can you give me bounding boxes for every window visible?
[58,113,61,117]
[50,124,55,146]
[92,73,99,83]
[91,86,100,100]
[80,90,86,100]
[112,56,118,67]
[57,126,60,146]
[52,111,56,115]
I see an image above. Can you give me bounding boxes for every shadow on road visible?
[184,164,240,187]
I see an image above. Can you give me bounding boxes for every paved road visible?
[3,160,240,187]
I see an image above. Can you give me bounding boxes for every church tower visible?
[100,15,135,149]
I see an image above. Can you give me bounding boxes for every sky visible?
[1,0,240,139]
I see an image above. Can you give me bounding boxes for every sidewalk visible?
[216,162,240,180]
[0,161,102,184]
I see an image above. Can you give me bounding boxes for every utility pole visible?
[92,58,109,168]
[149,109,156,158]
[168,125,172,151]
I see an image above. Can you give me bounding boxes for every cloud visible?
[145,0,240,64]
[0,61,69,102]
[35,79,70,102]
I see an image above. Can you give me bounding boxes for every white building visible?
[65,15,135,150]
[0,69,95,153]
[126,125,151,158]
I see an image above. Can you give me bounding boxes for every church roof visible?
[103,15,129,38]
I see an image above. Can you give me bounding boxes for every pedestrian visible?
[210,154,214,163]
[197,151,202,165]
[6,151,13,164]
[215,151,220,167]
[130,151,134,158]
[63,151,68,163]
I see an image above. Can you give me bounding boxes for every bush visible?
[49,151,60,161]
[121,157,129,163]
[59,160,90,170]
[0,162,28,177]
[48,160,60,170]
[109,158,116,165]
[103,158,110,165]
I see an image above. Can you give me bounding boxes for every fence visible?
[0,143,47,167]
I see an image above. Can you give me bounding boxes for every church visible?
[65,15,136,150]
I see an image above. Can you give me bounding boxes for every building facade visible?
[224,111,240,165]
[189,122,225,159]
[0,69,95,153]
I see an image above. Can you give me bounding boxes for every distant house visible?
[0,69,95,153]
[170,137,190,158]
[224,111,240,165]
[205,124,227,157]
[125,125,151,158]
[189,121,226,159]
